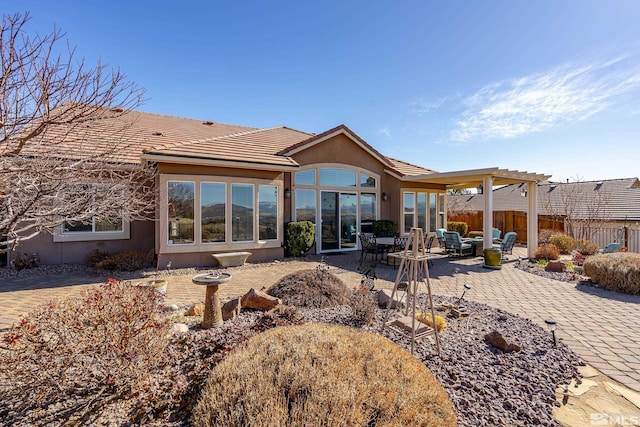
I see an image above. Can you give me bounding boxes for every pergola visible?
[406,167,551,258]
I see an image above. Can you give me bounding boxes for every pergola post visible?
[483,175,494,251]
[527,181,538,258]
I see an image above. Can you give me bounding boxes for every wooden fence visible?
[449,211,564,244]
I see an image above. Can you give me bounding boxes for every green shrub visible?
[447,221,468,237]
[0,279,170,424]
[284,221,315,257]
[468,231,483,238]
[266,268,349,308]
[583,253,640,295]
[575,239,599,256]
[192,324,457,427]
[372,219,398,236]
[547,233,576,254]
[535,243,560,260]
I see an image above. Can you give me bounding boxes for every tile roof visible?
[385,156,438,177]
[450,178,640,221]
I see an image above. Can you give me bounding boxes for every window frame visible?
[400,189,446,235]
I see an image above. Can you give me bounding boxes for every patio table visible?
[192,272,232,328]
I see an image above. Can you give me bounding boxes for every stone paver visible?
[1,247,639,392]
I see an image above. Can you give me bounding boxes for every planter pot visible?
[483,248,502,270]
[135,279,168,295]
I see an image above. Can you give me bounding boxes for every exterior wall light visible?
[284,188,291,199]
[476,185,483,194]
[381,192,389,201]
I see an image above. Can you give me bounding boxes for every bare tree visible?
[0,12,155,253]
[538,179,612,240]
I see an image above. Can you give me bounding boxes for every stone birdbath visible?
[192,271,232,328]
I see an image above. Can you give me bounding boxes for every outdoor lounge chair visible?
[443,231,472,256]
[492,228,502,243]
[359,233,385,266]
[436,228,447,251]
[494,231,517,255]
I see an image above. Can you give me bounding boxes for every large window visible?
[319,168,357,187]
[168,181,195,244]
[259,185,278,240]
[295,189,317,223]
[232,184,254,242]
[63,218,123,234]
[164,177,280,249]
[403,190,444,233]
[201,182,226,243]
[294,169,316,185]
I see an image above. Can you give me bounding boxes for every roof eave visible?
[140,153,300,172]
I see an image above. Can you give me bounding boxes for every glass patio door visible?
[320,191,357,252]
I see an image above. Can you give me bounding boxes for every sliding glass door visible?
[320,191,357,252]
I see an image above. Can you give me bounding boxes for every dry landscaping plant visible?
[85,249,147,271]
[348,284,378,325]
[575,239,599,256]
[416,313,447,331]
[547,234,576,254]
[0,279,170,425]
[535,243,560,261]
[266,268,349,308]
[192,323,457,427]
[583,253,640,295]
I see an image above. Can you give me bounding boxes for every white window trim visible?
[400,188,446,235]
[53,219,130,242]
[160,174,283,254]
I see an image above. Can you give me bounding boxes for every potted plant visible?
[483,248,502,269]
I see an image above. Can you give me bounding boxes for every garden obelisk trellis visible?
[381,227,441,355]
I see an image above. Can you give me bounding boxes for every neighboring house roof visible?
[450,178,640,221]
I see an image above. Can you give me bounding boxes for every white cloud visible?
[378,126,391,139]
[409,97,448,115]
[451,56,640,142]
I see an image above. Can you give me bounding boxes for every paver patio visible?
[1,247,639,392]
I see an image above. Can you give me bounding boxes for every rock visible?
[545,261,566,272]
[186,302,205,316]
[484,330,522,353]
[377,289,405,308]
[241,288,281,310]
[222,297,242,320]
[162,304,179,312]
[171,323,189,333]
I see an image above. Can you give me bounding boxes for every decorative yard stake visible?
[380,227,441,355]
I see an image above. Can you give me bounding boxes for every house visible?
[449,178,640,252]
[12,109,550,267]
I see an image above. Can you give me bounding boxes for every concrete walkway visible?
[1,247,639,392]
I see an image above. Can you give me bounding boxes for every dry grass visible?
[266,269,350,308]
[583,252,640,295]
[348,284,378,325]
[192,323,457,427]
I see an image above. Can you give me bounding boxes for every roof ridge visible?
[147,126,285,152]
[545,177,639,185]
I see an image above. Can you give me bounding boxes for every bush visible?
[0,279,171,425]
[416,313,447,331]
[192,324,457,427]
[284,221,315,257]
[447,221,468,237]
[10,252,40,270]
[348,284,378,325]
[267,268,349,308]
[538,229,555,244]
[535,243,560,260]
[85,249,147,271]
[575,239,599,256]
[547,234,576,254]
[372,219,398,237]
[583,253,640,295]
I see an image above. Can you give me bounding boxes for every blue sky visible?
[7,1,640,182]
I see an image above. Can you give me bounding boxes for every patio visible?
[1,247,639,392]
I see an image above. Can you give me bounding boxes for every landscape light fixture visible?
[544,318,558,346]
[457,283,472,304]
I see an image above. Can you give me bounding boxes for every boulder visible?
[186,302,205,316]
[241,288,281,310]
[171,323,189,333]
[222,297,242,321]
[484,330,521,353]
[162,304,179,312]
[377,289,405,309]
[545,261,566,272]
